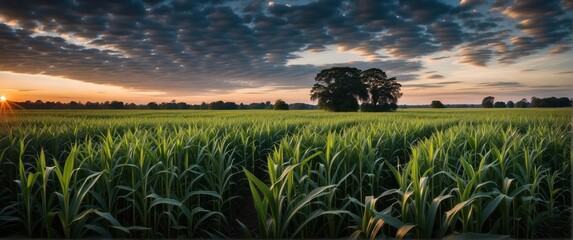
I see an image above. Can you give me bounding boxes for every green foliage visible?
[482,96,495,108]
[273,99,289,110]
[310,67,366,112]
[431,100,445,108]
[494,101,506,108]
[0,109,570,238]
[208,100,238,110]
[310,67,402,112]
[531,96,572,107]
[361,102,398,112]
[361,68,402,110]
[515,98,528,108]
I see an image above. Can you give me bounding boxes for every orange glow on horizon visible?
[0,96,15,114]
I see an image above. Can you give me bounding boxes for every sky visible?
[0,0,571,105]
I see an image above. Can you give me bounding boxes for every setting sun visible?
[0,96,6,102]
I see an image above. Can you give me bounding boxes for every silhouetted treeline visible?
[289,103,317,110]
[400,104,481,108]
[12,100,317,110]
[531,97,571,108]
[18,97,568,110]
[481,96,571,108]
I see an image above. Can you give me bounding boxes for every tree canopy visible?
[531,96,572,107]
[481,96,495,108]
[494,101,506,108]
[310,67,401,112]
[208,101,238,110]
[310,67,367,112]
[360,68,402,112]
[516,98,528,108]
[273,99,289,110]
[431,100,445,108]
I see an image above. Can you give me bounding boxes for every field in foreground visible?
[0,109,570,238]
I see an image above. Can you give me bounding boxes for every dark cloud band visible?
[0,0,570,94]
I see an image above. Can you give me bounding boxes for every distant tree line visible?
[403,104,481,108]
[480,96,571,108]
[11,100,316,110]
[531,96,572,108]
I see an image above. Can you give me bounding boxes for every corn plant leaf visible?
[93,210,129,233]
[235,219,254,239]
[444,232,511,240]
[71,209,95,224]
[290,209,348,237]
[147,195,182,209]
[285,184,336,227]
[479,194,505,229]
[509,184,532,197]
[372,210,404,229]
[125,226,151,231]
[445,199,475,228]
[84,224,112,238]
[396,224,416,239]
[349,230,362,240]
[425,194,452,237]
[371,218,385,239]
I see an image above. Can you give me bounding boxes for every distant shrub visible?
[360,103,398,112]
[431,100,445,108]
[273,99,289,110]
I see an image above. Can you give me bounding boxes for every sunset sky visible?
[0,0,571,105]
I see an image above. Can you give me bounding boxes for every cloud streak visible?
[477,81,526,87]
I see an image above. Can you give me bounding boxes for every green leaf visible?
[71,209,95,224]
[444,232,511,240]
[479,194,504,229]
[426,194,452,236]
[291,209,348,237]
[93,210,129,234]
[84,224,112,238]
[149,197,182,209]
[372,210,404,230]
[284,184,336,227]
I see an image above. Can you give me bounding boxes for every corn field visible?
[0,109,570,238]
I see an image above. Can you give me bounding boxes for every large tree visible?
[310,67,367,112]
[431,100,445,108]
[360,68,402,112]
[481,96,495,108]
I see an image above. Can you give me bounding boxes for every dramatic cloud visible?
[0,0,571,95]
[459,47,494,66]
[429,21,465,50]
[499,0,571,63]
[404,81,461,89]
[429,56,450,61]
[478,81,527,87]
[428,74,445,79]
[549,44,571,55]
